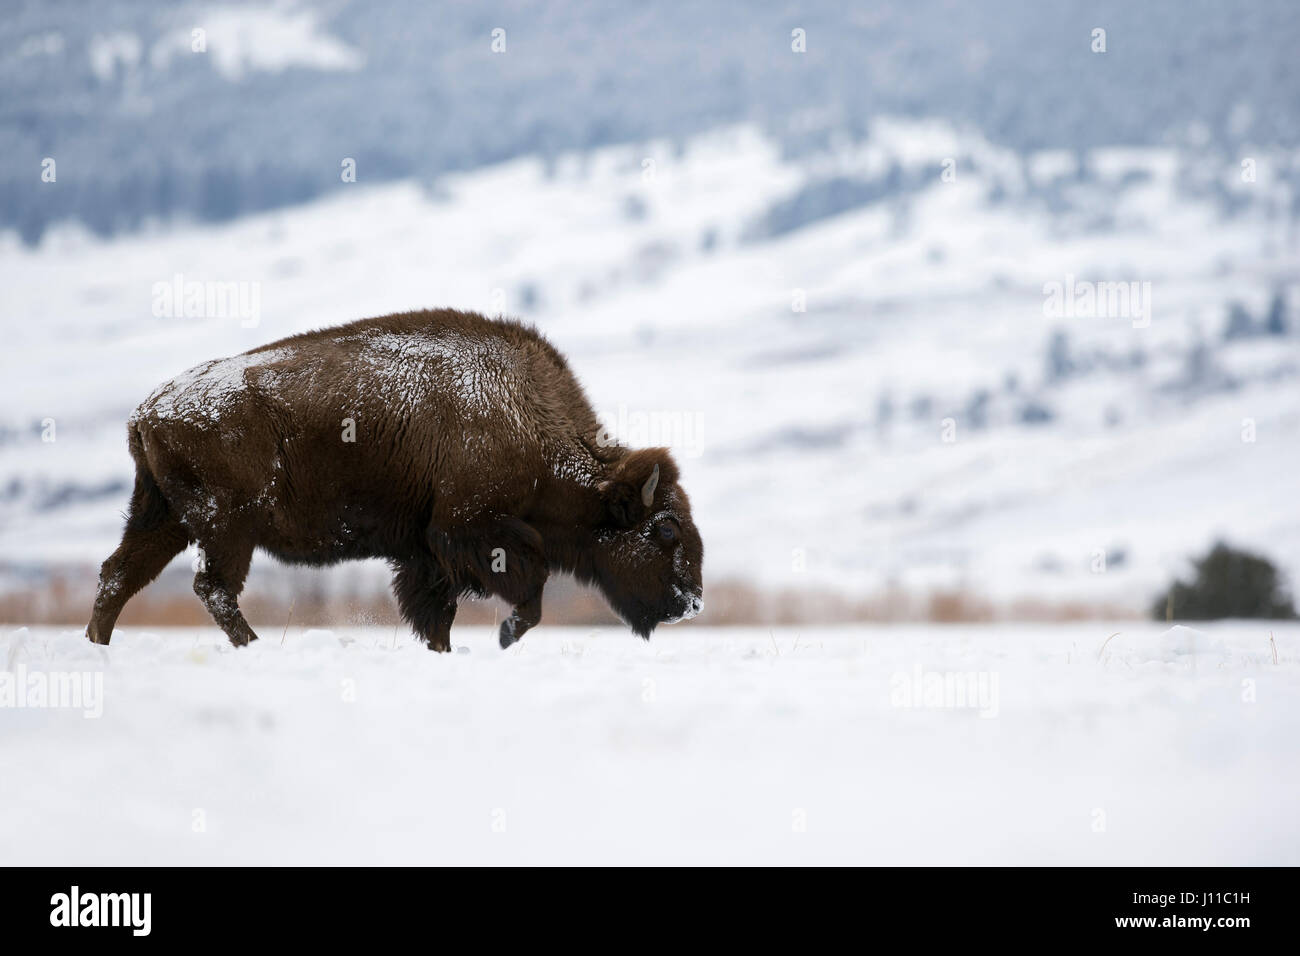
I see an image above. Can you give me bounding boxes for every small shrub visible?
[1152,541,1297,620]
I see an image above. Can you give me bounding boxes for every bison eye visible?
[656,522,677,544]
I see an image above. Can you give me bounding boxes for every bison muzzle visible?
[86,309,704,651]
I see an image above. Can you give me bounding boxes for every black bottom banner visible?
[4,866,1286,944]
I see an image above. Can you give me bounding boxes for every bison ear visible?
[597,479,644,528]
[597,448,679,527]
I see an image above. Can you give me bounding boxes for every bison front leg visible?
[476,516,547,649]
[429,515,548,651]
[499,590,542,649]
[391,561,458,652]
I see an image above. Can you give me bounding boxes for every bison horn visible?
[641,463,660,507]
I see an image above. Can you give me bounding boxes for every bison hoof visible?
[499,618,519,649]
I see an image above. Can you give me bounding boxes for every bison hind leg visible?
[192,538,259,647]
[87,468,189,645]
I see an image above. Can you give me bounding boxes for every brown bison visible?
[86,309,703,651]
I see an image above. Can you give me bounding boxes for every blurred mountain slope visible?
[1,120,1296,610]
[3,0,1299,242]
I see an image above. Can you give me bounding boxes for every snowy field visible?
[3,621,1297,865]
[4,121,1298,612]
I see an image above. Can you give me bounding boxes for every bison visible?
[86,309,703,651]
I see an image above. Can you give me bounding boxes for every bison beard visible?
[86,309,704,651]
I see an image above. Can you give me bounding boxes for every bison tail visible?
[124,424,172,533]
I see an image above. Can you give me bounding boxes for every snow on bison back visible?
[86,309,704,651]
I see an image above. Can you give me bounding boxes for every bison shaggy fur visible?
[86,309,703,651]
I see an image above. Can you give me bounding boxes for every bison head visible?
[594,448,704,637]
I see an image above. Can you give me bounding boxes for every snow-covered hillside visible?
[1,120,1298,611]
[2,622,1296,864]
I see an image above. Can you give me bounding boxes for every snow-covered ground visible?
[3,621,1296,865]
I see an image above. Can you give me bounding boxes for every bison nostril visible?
[682,593,703,619]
